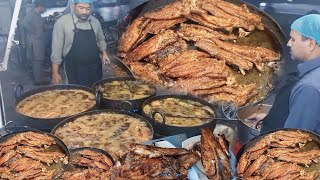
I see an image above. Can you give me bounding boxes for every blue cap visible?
[73,0,93,4]
[291,14,320,45]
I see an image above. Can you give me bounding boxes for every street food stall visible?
[0,0,319,179]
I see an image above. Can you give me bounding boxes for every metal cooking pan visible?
[14,84,100,132]
[52,109,154,137]
[0,130,70,179]
[236,128,320,179]
[51,109,154,157]
[92,77,156,113]
[236,128,320,160]
[141,94,221,137]
[122,0,289,107]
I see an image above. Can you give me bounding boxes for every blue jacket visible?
[285,57,320,135]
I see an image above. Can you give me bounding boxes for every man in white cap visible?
[260,14,320,134]
[51,0,110,87]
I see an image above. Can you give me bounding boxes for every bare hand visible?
[102,51,110,65]
[51,73,62,85]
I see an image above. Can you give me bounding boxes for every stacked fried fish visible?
[117,0,281,106]
[0,132,68,179]
[111,144,199,179]
[191,128,234,179]
[63,149,114,180]
[237,130,320,179]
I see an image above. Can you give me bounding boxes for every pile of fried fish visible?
[192,128,234,179]
[111,128,235,180]
[63,149,114,180]
[117,0,281,106]
[237,130,320,179]
[0,132,68,179]
[111,144,199,179]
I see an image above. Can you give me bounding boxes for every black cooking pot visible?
[0,129,70,179]
[236,128,320,160]
[14,84,100,132]
[142,95,221,137]
[51,109,154,141]
[93,77,156,113]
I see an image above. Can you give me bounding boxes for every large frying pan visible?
[236,128,320,159]
[120,0,289,107]
[141,94,221,137]
[0,130,70,179]
[236,128,320,178]
[14,84,99,132]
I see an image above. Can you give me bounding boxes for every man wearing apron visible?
[254,14,320,135]
[51,0,110,87]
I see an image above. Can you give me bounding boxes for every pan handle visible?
[95,89,102,109]
[255,119,264,130]
[152,111,166,125]
[221,102,238,119]
[13,83,24,99]
[120,101,134,112]
[4,121,17,134]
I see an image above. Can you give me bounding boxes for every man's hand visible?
[102,51,110,65]
[52,73,62,85]
[51,63,62,85]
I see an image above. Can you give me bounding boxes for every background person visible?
[21,0,50,85]
[252,14,320,135]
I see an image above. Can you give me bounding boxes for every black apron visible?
[64,18,102,87]
[261,74,301,133]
